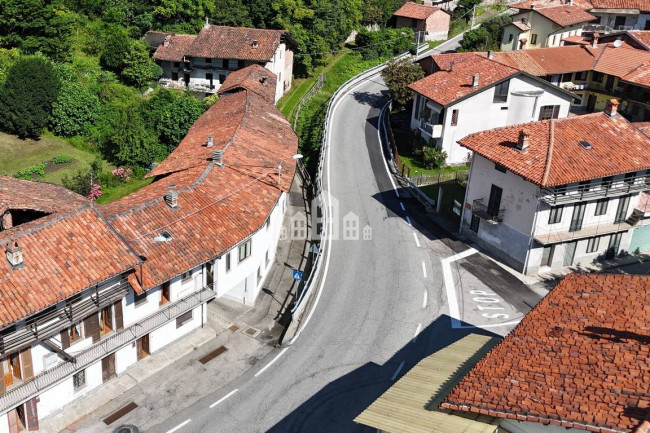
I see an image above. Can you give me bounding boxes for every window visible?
[569,203,586,232]
[595,199,608,216]
[541,245,555,267]
[160,282,170,306]
[73,370,86,391]
[586,236,600,253]
[624,171,636,185]
[219,74,227,84]
[592,71,604,82]
[539,105,560,120]
[469,214,480,233]
[548,205,563,224]
[493,81,509,103]
[508,33,513,42]
[225,253,231,272]
[173,62,180,68]
[134,291,147,307]
[561,73,573,83]
[601,176,613,189]
[265,216,270,231]
[182,271,192,282]
[257,266,262,284]
[531,33,538,44]
[265,250,269,266]
[205,57,212,64]
[451,109,459,126]
[487,185,503,217]
[176,311,193,328]
[69,322,82,342]
[614,15,626,28]
[575,71,587,81]
[645,169,650,186]
[578,180,591,192]
[606,232,622,259]
[238,60,246,69]
[414,95,421,120]
[555,184,567,195]
[171,72,179,81]
[238,239,252,262]
[614,195,630,223]
[495,163,506,173]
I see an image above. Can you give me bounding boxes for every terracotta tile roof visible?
[218,64,277,104]
[562,34,591,44]
[459,111,650,187]
[588,43,650,78]
[534,5,596,26]
[509,19,531,31]
[628,30,650,49]
[101,87,298,290]
[511,0,594,10]
[153,34,197,62]
[492,45,596,74]
[0,177,141,328]
[409,53,518,106]
[143,31,172,51]
[441,273,650,433]
[185,25,287,61]
[590,0,650,10]
[634,120,650,131]
[394,2,443,19]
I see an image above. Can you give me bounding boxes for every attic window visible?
[252,40,259,49]
[154,231,173,242]
[1,209,51,231]
[579,140,592,149]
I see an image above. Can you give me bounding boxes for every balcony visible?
[541,175,650,205]
[472,199,505,224]
[534,220,635,245]
[419,120,443,138]
[0,287,216,413]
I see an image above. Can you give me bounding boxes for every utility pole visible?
[470,5,476,28]
[415,31,421,59]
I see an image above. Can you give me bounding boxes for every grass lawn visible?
[420,182,466,228]
[96,177,153,204]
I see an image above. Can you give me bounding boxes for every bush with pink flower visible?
[111,167,133,183]
[88,183,103,200]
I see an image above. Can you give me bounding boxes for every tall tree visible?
[49,81,101,137]
[380,58,424,108]
[100,25,132,72]
[153,0,215,32]
[459,14,511,52]
[0,57,62,139]
[121,40,163,88]
[211,0,252,27]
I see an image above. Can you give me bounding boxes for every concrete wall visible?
[425,10,451,41]
[591,12,650,30]
[501,419,587,433]
[411,75,572,164]
[630,220,650,253]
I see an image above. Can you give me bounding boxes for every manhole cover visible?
[246,328,256,335]
[228,324,239,332]
[242,327,261,338]
[113,425,139,433]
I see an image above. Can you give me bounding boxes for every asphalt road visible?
[147,38,538,433]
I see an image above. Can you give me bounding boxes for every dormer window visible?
[205,58,212,64]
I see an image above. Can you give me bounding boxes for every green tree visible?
[153,0,215,31]
[121,40,163,88]
[452,0,482,21]
[143,89,205,151]
[0,57,62,139]
[355,27,413,60]
[100,25,131,72]
[49,82,101,137]
[212,0,253,27]
[361,0,403,26]
[459,15,511,52]
[380,58,424,108]
[107,104,162,167]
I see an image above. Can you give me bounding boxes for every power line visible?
[293,33,413,57]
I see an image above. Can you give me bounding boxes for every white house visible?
[0,66,298,432]
[459,100,650,275]
[409,52,575,165]
[587,0,650,31]
[151,24,295,103]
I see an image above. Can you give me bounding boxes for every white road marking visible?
[209,389,238,408]
[421,261,427,278]
[167,419,191,433]
[254,348,288,377]
[378,102,400,197]
[422,290,428,309]
[391,361,405,380]
[441,248,478,328]
[400,202,406,211]
[412,323,422,342]
[406,216,412,227]
[412,232,420,247]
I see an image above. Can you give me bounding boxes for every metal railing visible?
[541,176,650,205]
[293,74,324,130]
[472,199,505,223]
[0,288,215,414]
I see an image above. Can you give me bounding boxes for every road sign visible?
[292,270,303,281]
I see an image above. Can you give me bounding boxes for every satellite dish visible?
[613,39,623,48]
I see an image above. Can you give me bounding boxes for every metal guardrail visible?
[293,74,324,130]
[0,288,216,414]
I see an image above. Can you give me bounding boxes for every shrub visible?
[52,155,72,164]
[380,58,424,107]
[415,146,447,169]
[16,162,47,179]
[49,82,100,137]
[111,167,133,182]
[355,27,414,60]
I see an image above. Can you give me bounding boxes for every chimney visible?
[592,32,600,48]
[605,99,619,117]
[472,73,479,88]
[449,60,454,72]
[252,40,259,49]
[530,4,535,9]
[1,212,12,231]
[204,17,210,29]
[517,129,530,150]
[212,149,224,167]
[6,241,23,269]
[488,50,494,59]
[206,135,214,147]
[163,35,171,48]
[165,190,178,209]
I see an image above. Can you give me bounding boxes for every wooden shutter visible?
[114,301,124,331]
[0,359,5,395]
[84,314,100,343]
[552,105,560,119]
[25,398,39,431]
[20,347,33,381]
[7,409,19,433]
[60,329,70,349]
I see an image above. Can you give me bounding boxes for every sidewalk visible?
[39,174,312,432]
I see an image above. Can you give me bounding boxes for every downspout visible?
[523,192,542,274]
[459,153,476,236]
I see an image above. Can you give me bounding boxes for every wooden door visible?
[3,359,12,389]
[102,353,116,383]
[10,353,20,380]
[25,398,38,431]
[160,282,170,306]
[100,306,113,334]
[7,408,23,433]
[19,348,33,381]
[114,300,124,331]
[137,334,150,361]
[84,313,100,343]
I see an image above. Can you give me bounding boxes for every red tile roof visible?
[590,0,650,10]
[509,19,531,31]
[0,177,141,328]
[634,120,650,131]
[218,64,277,104]
[459,111,650,187]
[511,0,594,10]
[153,34,197,62]
[409,53,518,106]
[185,25,287,61]
[534,5,596,26]
[493,45,596,74]
[393,2,443,19]
[441,273,650,433]
[628,30,650,49]
[562,34,591,44]
[101,85,298,290]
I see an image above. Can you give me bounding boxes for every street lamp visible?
[278,154,303,186]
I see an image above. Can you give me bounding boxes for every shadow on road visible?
[351,90,388,106]
[267,315,498,433]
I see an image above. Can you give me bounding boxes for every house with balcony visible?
[459,100,650,275]
[152,23,295,103]
[392,2,451,41]
[501,0,596,51]
[587,0,650,31]
[0,67,298,432]
[409,52,575,165]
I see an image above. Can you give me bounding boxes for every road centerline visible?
[423,290,428,309]
[254,348,289,377]
[412,232,420,247]
[412,323,422,342]
[421,261,427,278]
[167,419,191,433]
[209,389,238,409]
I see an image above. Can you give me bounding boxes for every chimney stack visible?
[605,99,619,117]
[213,149,224,167]
[449,60,454,72]
[472,73,479,88]
[163,35,171,48]
[6,241,23,269]
[206,135,214,147]
[165,190,178,209]
[517,129,530,150]
[592,32,600,48]
[1,212,12,231]
[488,50,494,60]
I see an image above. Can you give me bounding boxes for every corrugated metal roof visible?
[354,334,501,433]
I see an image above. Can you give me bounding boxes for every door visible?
[7,407,25,433]
[3,358,13,388]
[614,195,630,223]
[137,334,150,361]
[569,203,586,232]
[587,94,597,112]
[606,232,622,259]
[605,75,615,92]
[470,214,480,233]
[541,245,555,267]
[563,241,577,267]
[206,262,214,289]
[25,398,38,431]
[614,15,626,29]
[101,353,116,383]
[183,73,190,86]
[160,281,171,306]
[10,353,20,380]
[100,306,113,335]
[487,185,503,217]
[206,73,214,89]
